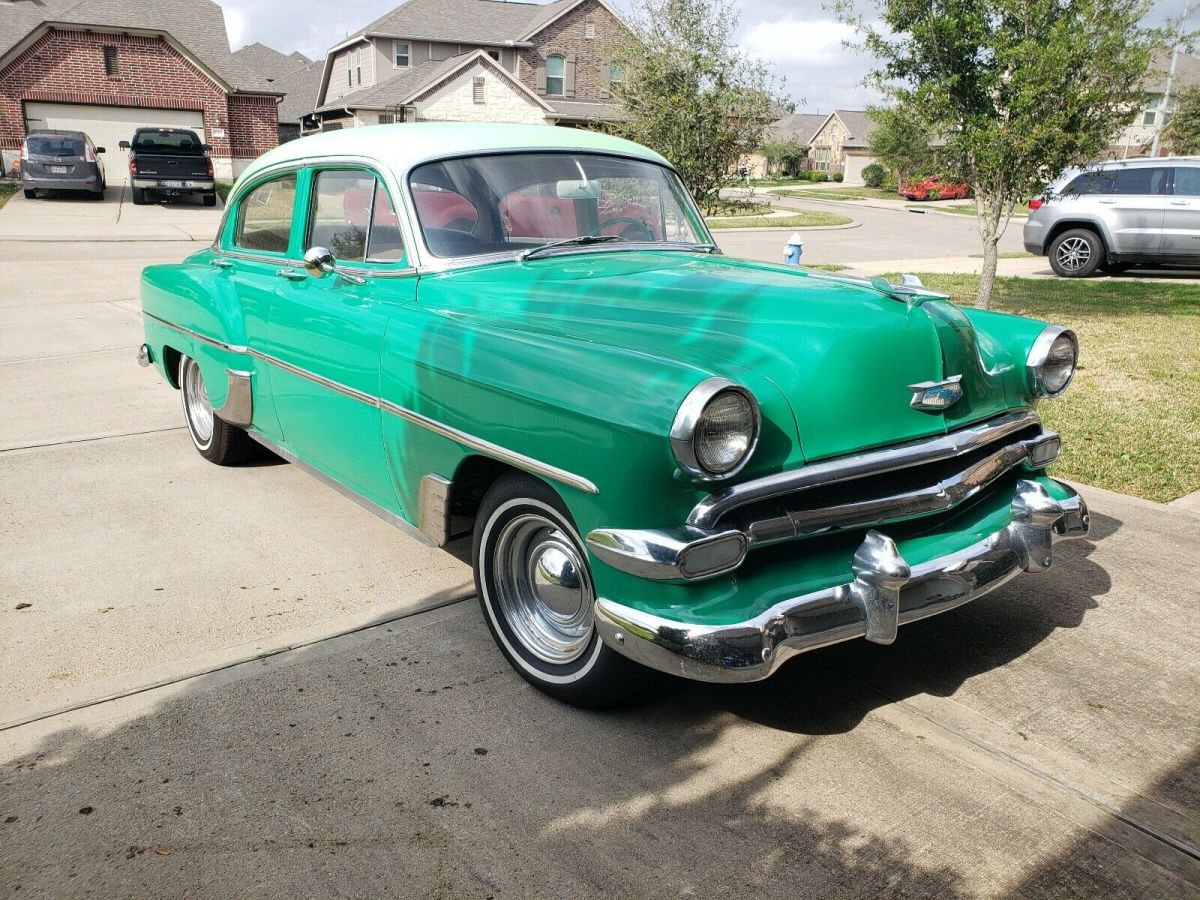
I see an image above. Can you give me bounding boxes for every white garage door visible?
[841,154,876,187]
[23,103,205,185]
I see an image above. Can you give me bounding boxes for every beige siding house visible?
[807,110,880,184]
[311,0,630,132]
[1110,51,1200,158]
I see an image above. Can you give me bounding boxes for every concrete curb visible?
[710,220,862,234]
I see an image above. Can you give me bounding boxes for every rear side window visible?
[26,136,85,157]
[1112,167,1168,195]
[1063,171,1115,195]
[307,169,405,264]
[1173,167,1200,197]
[234,174,297,255]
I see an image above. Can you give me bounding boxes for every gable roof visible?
[0,0,276,94]
[342,0,575,47]
[317,50,554,115]
[275,58,327,125]
[830,109,877,148]
[766,113,827,145]
[232,42,311,84]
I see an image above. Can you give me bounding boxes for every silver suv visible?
[1024,156,1200,277]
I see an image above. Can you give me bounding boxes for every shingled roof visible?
[338,0,585,48]
[233,42,311,84]
[275,58,327,125]
[0,0,276,94]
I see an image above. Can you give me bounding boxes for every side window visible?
[234,173,297,254]
[1172,167,1200,197]
[1063,171,1115,195]
[308,170,406,264]
[1112,167,1168,195]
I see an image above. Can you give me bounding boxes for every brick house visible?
[806,110,881,185]
[312,0,630,131]
[0,0,282,181]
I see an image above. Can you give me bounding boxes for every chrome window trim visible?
[689,408,1041,530]
[669,377,761,481]
[1026,325,1078,398]
[414,242,717,275]
[143,312,598,496]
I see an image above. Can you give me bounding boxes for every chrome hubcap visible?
[492,513,594,664]
[1056,237,1092,271]
[183,359,214,444]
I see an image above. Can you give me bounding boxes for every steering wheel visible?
[594,216,654,241]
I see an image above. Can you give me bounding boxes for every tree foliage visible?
[842,0,1174,308]
[866,105,939,180]
[1165,84,1200,155]
[611,0,786,212]
[759,136,809,176]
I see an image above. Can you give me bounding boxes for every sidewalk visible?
[843,255,1200,283]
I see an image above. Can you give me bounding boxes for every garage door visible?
[23,103,205,185]
[841,154,875,187]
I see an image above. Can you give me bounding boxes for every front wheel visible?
[179,355,258,466]
[202,192,217,207]
[473,473,648,708]
[1049,228,1103,277]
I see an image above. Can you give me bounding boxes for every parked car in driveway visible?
[1025,157,1200,276]
[119,127,216,206]
[19,130,106,199]
[899,176,970,201]
[137,124,1090,707]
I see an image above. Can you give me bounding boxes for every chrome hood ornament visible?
[908,374,964,411]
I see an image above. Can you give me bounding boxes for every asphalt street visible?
[2,185,1198,898]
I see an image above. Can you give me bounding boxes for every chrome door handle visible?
[276,268,307,281]
[1170,200,1190,205]
[1098,199,1117,204]
[211,258,233,269]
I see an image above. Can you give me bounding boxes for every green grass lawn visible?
[776,186,899,202]
[749,178,812,188]
[706,209,853,229]
[0,179,20,209]
[914,202,1027,219]
[906,273,1200,503]
[803,263,850,272]
[967,251,1037,259]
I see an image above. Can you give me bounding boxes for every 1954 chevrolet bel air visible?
[138,123,1089,707]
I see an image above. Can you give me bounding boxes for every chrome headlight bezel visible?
[1026,325,1078,398]
[670,377,761,480]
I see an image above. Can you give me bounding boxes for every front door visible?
[265,167,416,509]
[1163,165,1200,259]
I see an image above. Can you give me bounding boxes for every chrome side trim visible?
[689,409,1040,530]
[244,431,438,548]
[586,526,748,582]
[594,479,1090,684]
[214,369,254,427]
[146,312,598,497]
[418,473,453,546]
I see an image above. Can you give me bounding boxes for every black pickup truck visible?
[119,127,216,206]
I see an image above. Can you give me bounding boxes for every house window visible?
[103,45,118,76]
[486,49,500,62]
[546,54,565,96]
[379,114,396,124]
[355,49,362,85]
[609,64,625,85]
[394,41,410,68]
[347,49,362,87]
[814,147,831,172]
[473,77,485,104]
[585,20,596,39]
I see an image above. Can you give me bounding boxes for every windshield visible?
[133,129,205,154]
[409,152,709,259]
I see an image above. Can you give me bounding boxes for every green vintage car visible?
[139,123,1089,706]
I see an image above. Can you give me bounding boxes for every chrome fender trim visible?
[214,369,254,427]
[593,479,1090,684]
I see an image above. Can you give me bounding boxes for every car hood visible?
[416,251,1016,462]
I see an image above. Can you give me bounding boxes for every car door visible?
[1163,165,1200,259]
[264,166,416,510]
[1106,166,1169,254]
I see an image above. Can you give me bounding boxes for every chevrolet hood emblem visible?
[909,375,964,411]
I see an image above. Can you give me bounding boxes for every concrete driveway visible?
[1,190,1198,897]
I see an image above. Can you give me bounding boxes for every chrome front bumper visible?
[593,479,1089,683]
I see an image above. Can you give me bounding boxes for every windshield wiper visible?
[519,234,622,261]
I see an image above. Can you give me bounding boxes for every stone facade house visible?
[311,0,630,131]
[741,112,827,179]
[807,110,880,185]
[0,0,281,181]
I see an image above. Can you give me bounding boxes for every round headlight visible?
[671,379,760,479]
[1027,326,1078,398]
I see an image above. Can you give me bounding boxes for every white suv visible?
[1024,157,1200,277]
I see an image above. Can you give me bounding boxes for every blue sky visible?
[221,0,1197,112]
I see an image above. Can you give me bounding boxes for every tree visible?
[759,136,809,177]
[866,105,938,182]
[842,0,1172,308]
[1164,84,1200,155]
[611,0,786,213]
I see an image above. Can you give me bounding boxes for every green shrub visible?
[881,173,900,192]
[832,172,844,182]
[861,163,886,188]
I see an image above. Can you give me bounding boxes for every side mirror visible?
[95,146,106,154]
[119,140,130,150]
[201,143,212,153]
[304,246,336,278]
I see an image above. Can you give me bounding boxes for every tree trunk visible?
[977,235,999,309]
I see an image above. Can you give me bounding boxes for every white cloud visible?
[741,18,859,68]
[222,3,248,50]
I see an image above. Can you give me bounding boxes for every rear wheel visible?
[473,473,648,708]
[1049,228,1103,277]
[23,189,35,199]
[179,355,258,466]
[91,181,105,200]
[202,192,217,207]
[132,187,147,205]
